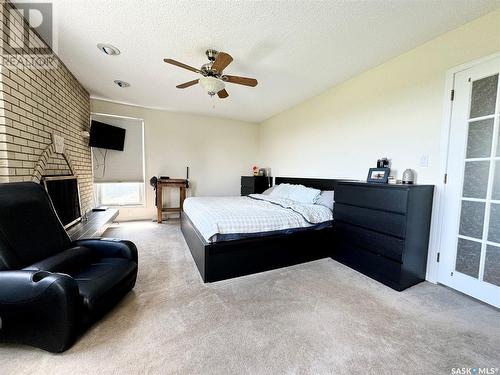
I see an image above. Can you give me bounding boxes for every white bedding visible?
[183,194,333,243]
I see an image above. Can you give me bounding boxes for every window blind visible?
[91,114,144,183]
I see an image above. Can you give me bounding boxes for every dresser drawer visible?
[241,187,254,196]
[241,176,271,194]
[334,241,402,289]
[241,176,257,188]
[335,221,404,262]
[334,203,406,238]
[335,184,408,213]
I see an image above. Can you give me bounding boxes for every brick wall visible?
[0,1,93,213]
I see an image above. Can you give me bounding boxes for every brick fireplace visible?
[0,1,93,213]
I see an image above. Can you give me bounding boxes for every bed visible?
[181,177,344,282]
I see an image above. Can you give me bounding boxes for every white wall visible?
[258,9,500,184]
[91,99,259,221]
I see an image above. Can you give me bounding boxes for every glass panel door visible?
[439,56,500,308]
[455,73,499,284]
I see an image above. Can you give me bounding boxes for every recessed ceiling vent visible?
[97,43,120,56]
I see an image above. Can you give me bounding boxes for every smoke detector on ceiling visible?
[97,43,120,56]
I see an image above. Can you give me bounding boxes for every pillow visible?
[315,190,335,211]
[262,186,275,195]
[270,183,321,204]
[289,185,321,204]
[269,183,290,198]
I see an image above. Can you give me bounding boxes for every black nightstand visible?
[241,176,272,196]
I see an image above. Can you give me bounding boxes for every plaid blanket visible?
[183,194,333,243]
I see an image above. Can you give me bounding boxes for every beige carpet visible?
[1,221,499,375]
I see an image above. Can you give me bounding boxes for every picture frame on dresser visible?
[366,167,390,183]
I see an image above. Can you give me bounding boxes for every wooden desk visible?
[156,178,188,223]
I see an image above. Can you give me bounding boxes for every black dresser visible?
[241,176,272,196]
[333,182,434,291]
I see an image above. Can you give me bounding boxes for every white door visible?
[439,56,500,308]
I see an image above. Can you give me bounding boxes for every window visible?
[95,182,144,206]
[90,114,145,207]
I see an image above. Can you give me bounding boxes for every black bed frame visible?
[181,177,344,282]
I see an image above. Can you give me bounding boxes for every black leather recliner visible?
[0,182,138,352]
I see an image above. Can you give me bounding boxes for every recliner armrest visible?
[73,238,138,264]
[0,270,80,352]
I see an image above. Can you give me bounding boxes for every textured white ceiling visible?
[50,0,499,123]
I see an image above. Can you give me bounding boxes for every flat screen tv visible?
[89,120,126,151]
[43,176,82,229]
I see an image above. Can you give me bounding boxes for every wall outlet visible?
[419,155,429,168]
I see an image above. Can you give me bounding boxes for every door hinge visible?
[450,89,455,101]
[444,173,448,184]
[437,252,440,263]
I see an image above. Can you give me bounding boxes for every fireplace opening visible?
[42,175,82,229]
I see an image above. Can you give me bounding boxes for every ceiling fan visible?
[163,49,258,99]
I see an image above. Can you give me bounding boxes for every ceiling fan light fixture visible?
[164,50,257,100]
[199,76,225,96]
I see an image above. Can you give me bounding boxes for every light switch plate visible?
[419,155,429,168]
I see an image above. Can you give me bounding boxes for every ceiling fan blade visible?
[217,89,229,99]
[164,58,201,74]
[223,75,258,87]
[176,79,199,89]
[211,52,233,73]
